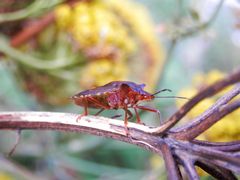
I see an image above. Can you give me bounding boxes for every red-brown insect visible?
[71,81,185,134]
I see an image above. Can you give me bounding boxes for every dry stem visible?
[0,68,240,179]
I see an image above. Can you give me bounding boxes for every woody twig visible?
[0,68,240,179]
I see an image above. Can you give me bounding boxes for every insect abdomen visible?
[72,92,111,109]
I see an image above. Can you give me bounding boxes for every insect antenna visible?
[151,89,172,96]
[152,88,189,100]
[154,96,189,100]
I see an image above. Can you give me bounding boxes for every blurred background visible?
[0,0,239,179]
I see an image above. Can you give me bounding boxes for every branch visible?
[0,70,240,179]
[195,161,237,180]
[192,140,240,152]
[179,0,224,38]
[152,68,240,135]
[170,139,240,174]
[176,151,199,180]
[173,140,240,168]
[197,158,240,174]
[159,142,182,180]
[170,85,240,140]
[0,111,161,153]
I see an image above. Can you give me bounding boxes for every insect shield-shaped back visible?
[105,83,132,109]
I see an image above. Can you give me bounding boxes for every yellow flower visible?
[206,70,225,85]
[54,1,136,55]
[106,0,165,91]
[54,4,72,29]
[54,0,165,91]
[17,0,165,105]
[80,59,128,88]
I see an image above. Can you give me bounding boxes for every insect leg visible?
[94,107,122,119]
[87,97,123,119]
[111,114,122,119]
[126,109,133,119]
[123,108,132,135]
[94,108,105,116]
[8,129,21,156]
[136,105,162,124]
[77,98,88,121]
[133,107,141,124]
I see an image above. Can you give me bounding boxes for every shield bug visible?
[71,81,187,134]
